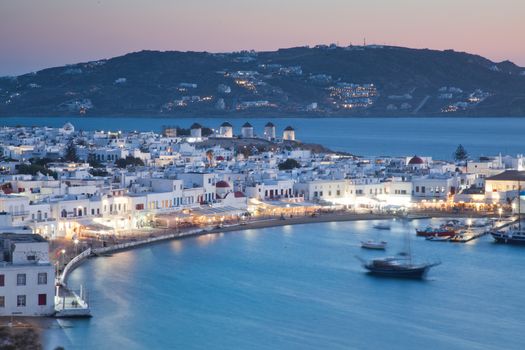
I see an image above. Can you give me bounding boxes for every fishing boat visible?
[416,226,456,237]
[373,223,391,230]
[361,240,387,250]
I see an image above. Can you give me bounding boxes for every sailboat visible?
[491,177,525,245]
[358,228,440,279]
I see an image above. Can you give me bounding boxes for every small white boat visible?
[361,240,388,250]
[373,223,391,230]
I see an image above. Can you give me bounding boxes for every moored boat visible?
[373,223,391,230]
[425,235,451,242]
[361,240,387,250]
[416,226,456,237]
[450,230,476,243]
[491,229,525,245]
[491,184,525,245]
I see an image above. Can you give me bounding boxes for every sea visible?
[2,116,524,159]
[42,219,525,350]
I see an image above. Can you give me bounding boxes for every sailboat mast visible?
[519,178,521,231]
[406,230,412,264]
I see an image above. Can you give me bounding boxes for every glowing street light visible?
[60,249,66,270]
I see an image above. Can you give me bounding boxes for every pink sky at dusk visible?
[1,0,524,76]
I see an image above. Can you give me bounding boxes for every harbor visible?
[40,218,525,350]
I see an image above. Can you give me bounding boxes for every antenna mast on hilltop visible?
[363,37,366,46]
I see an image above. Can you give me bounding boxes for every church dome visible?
[408,155,424,165]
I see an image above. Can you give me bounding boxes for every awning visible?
[191,206,245,217]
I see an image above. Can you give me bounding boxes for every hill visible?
[1,45,525,117]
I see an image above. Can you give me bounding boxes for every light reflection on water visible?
[43,219,525,350]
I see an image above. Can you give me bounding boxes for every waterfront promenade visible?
[55,208,495,288]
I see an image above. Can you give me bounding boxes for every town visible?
[1,121,524,317]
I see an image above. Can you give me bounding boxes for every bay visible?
[43,219,525,350]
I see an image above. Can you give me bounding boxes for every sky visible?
[1,0,524,76]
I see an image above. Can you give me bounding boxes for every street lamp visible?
[60,249,66,270]
[74,239,79,254]
[498,207,503,221]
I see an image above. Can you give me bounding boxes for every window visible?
[0,296,4,307]
[0,274,4,287]
[17,295,26,307]
[38,294,47,306]
[27,255,36,261]
[38,273,47,285]
[17,274,26,286]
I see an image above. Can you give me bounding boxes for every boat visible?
[373,223,391,230]
[450,230,476,243]
[491,228,525,245]
[416,226,456,237]
[490,180,525,245]
[471,219,488,228]
[361,240,387,250]
[425,235,451,242]
[357,255,440,279]
[358,229,440,279]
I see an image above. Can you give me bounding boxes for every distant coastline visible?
[1,114,522,119]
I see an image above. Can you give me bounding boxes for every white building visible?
[190,123,202,138]
[241,122,254,138]
[264,122,276,140]
[283,126,295,141]
[219,122,233,138]
[0,234,55,316]
[246,179,295,200]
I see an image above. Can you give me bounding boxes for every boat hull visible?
[364,265,431,279]
[416,230,455,237]
[361,241,387,250]
[491,232,525,245]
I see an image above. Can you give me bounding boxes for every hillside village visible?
[1,45,524,117]
[1,122,525,241]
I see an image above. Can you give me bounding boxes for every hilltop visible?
[1,45,525,117]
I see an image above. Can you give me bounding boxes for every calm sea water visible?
[2,116,525,158]
[43,219,525,350]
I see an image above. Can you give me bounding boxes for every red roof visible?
[216,156,225,161]
[216,180,230,188]
[408,155,424,165]
[234,191,246,198]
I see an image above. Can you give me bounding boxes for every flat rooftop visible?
[0,233,47,244]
